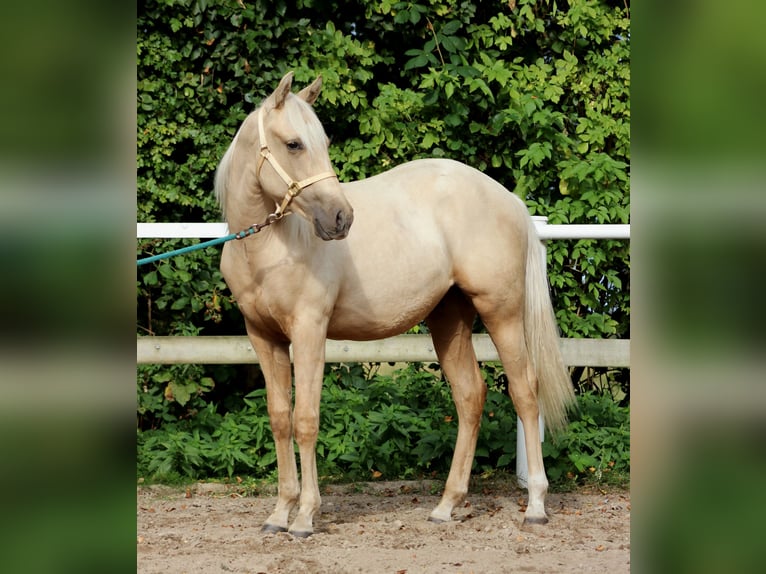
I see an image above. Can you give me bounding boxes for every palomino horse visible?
[216,72,575,537]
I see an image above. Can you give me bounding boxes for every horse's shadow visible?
[292,483,524,534]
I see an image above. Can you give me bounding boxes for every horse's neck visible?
[224,174,315,258]
[225,185,272,231]
[223,139,275,232]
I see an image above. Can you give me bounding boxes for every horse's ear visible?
[297,76,323,106]
[272,71,294,109]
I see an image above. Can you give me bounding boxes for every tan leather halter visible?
[255,105,338,219]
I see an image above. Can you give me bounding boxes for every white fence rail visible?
[137,220,631,240]
[136,218,630,367]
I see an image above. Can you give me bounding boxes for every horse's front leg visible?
[287,325,328,537]
[246,327,298,533]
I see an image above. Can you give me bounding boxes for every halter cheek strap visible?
[256,106,338,217]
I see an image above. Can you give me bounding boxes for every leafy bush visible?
[137,363,628,487]
[543,390,630,485]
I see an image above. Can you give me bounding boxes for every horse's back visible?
[343,158,527,223]
[342,158,530,258]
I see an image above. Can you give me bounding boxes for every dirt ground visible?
[137,479,630,573]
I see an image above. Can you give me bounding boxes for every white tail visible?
[523,219,576,435]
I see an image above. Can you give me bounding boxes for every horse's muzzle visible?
[314,207,354,240]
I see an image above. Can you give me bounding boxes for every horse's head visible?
[255,72,354,240]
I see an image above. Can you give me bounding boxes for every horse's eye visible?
[286,140,304,152]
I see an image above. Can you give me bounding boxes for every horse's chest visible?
[235,265,329,336]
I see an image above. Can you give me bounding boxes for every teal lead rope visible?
[137,232,237,266]
[137,218,280,266]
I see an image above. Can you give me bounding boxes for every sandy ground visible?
[137,480,630,573]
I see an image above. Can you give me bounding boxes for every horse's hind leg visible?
[425,288,487,523]
[480,309,549,525]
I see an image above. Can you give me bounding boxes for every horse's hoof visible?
[261,523,288,534]
[427,516,447,524]
[522,516,549,526]
[289,529,313,538]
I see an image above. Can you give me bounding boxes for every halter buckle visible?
[287,181,302,198]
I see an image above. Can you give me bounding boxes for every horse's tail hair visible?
[523,218,576,436]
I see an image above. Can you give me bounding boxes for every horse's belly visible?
[326,282,449,341]
[326,315,428,341]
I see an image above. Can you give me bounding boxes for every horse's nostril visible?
[333,208,353,236]
[336,210,346,229]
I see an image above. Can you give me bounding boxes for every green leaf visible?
[394,10,410,24]
[441,20,461,35]
[168,380,192,406]
[158,264,174,280]
[170,297,189,311]
[404,54,428,70]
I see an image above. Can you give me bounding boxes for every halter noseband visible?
[255,105,338,219]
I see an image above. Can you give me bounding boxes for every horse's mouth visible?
[314,219,351,240]
[313,210,353,240]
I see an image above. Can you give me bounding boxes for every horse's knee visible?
[268,408,293,441]
[293,412,319,444]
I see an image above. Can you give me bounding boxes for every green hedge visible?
[137,0,630,482]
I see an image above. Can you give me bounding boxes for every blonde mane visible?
[214,127,240,221]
